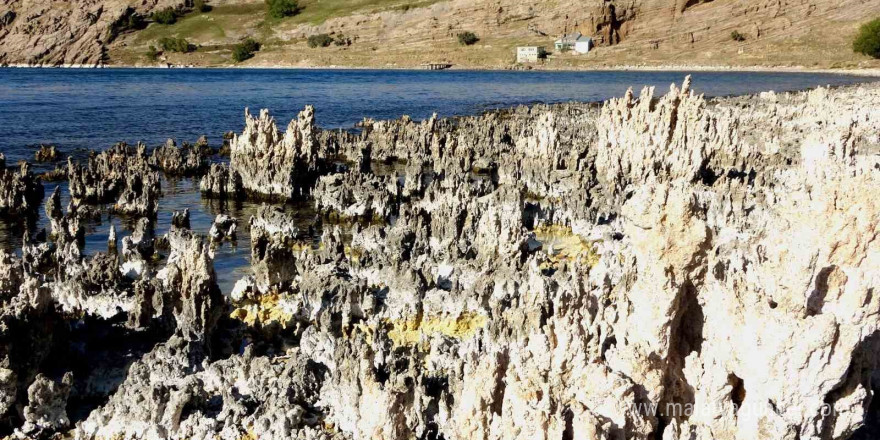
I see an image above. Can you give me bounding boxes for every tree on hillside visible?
[457,31,479,46]
[232,38,262,62]
[853,18,880,58]
[159,37,195,53]
[152,7,179,25]
[307,34,334,48]
[266,0,299,19]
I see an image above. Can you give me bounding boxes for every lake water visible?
[0,68,875,292]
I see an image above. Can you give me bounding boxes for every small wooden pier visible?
[423,63,453,70]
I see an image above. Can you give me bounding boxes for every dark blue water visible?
[0,68,875,163]
[0,68,875,293]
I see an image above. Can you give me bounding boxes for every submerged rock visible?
[33,144,60,162]
[208,214,237,243]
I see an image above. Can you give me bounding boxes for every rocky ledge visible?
[0,79,878,440]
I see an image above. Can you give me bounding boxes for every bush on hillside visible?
[266,0,299,19]
[457,31,479,46]
[853,18,880,58]
[127,13,145,30]
[334,34,351,46]
[730,30,746,42]
[146,45,160,61]
[152,7,179,25]
[232,38,261,62]
[307,33,333,48]
[159,37,195,53]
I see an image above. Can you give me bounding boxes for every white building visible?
[554,32,594,54]
[574,36,594,54]
[516,46,546,63]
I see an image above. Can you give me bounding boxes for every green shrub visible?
[334,34,351,46]
[853,18,880,58]
[146,45,160,61]
[108,9,146,42]
[266,0,299,19]
[232,38,261,62]
[730,30,746,42]
[457,31,479,46]
[307,33,333,48]
[126,13,145,30]
[194,0,212,13]
[159,37,194,53]
[152,8,178,25]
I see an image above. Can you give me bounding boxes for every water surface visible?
[1,68,874,161]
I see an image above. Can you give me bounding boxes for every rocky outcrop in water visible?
[68,143,162,217]
[0,155,44,218]
[33,145,60,163]
[202,107,325,201]
[150,139,209,176]
[0,80,878,440]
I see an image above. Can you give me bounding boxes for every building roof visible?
[555,32,594,45]
[555,32,582,44]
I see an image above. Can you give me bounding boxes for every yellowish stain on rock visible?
[230,292,295,328]
[534,224,600,268]
[387,312,487,347]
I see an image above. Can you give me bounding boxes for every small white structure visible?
[516,46,546,63]
[555,32,594,54]
[574,35,594,54]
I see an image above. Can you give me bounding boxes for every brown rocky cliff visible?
[0,0,182,66]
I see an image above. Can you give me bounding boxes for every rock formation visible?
[0,80,878,440]
[68,143,162,217]
[33,145,60,163]
[202,107,325,201]
[150,139,209,176]
[0,155,44,218]
[0,0,185,67]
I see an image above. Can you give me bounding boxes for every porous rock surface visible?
[0,80,877,440]
[0,154,44,218]
[201,106,324,201]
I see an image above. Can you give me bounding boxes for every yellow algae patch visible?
[230,292,296,328]
[534,224,600,267]
[344,245,365,263]
[387,312,487,347]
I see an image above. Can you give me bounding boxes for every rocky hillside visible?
[0,0,186,66]
[2,0,880,68]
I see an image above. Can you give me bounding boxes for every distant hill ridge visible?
[1,0,879,68]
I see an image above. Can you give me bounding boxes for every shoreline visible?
[3,62,880,77]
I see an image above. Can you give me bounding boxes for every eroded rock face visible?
[68,143,162,217]
[0,156,44,218]
[22,373,73,435]
[0,81,878,440]
[313,170,398,221]
[0,0,185,67]
[226,107,324,201]
[150,139,209,176]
